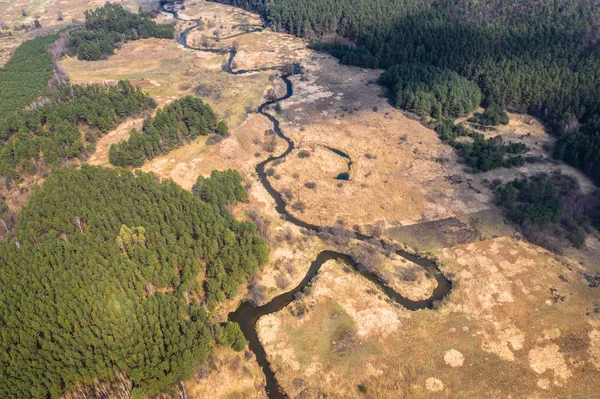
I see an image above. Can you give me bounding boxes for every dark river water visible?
[160,2,453,397]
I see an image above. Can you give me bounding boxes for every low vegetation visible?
[0,166,266,399]
[109,96,227,167]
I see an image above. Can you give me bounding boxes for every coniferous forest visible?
[216,0,600,182]
[0,34,58,117]
[0,81,157,179]
[379,63,481,118]
[69,4,175,60]
[0,166,266,399]
[109,96,228,167]
[0,5,258,398]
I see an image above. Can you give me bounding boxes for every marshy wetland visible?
[2,0,598,397]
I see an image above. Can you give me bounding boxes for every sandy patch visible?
[588,329,600,370]
[443,349,464,367]
[425,377,444,392]
[528,344,572,385]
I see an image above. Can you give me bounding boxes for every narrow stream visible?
[161,2,453,398]
[324,146,353,180]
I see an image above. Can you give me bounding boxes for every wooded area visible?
[220,0,600,182]
[109,96,227,167]
[0,166,265,398]
[0,34,57,117]
[69,4,174,60]
[0,81,156,180]
[379,63,481,118]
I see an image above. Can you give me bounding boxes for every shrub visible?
[469,104,509,126]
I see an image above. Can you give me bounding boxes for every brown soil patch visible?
[386,209,515,251]
[376,253,437,301]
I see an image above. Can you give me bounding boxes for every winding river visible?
[160,2,453,397]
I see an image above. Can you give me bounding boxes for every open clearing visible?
[0,0,151,26]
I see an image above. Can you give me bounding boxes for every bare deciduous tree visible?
[73,216,84,233]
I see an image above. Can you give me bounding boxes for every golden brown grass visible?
[43,3,600,399]
[62,37,274,128]
[0,0,146,26]
[258,237,600,398]
[184,347,267,399]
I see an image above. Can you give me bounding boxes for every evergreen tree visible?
[1,166,267,399]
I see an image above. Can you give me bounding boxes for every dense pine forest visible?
[0,34,58,117]
[109,96,228,167]
[379,63,481,118]
[0,166,267,399]
[216,0,600,182]
[0,81,156,180]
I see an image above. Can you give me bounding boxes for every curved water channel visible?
[160,2,453,397]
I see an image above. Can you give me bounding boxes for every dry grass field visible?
[183,1,262,44]
[184,347,267,399]
[258,237,600,398]
[0,0,150,26]
[4,0,597,397]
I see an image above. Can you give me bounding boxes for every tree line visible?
[217,0,600,182]
[0,81,156,181]
[109,96,228,167]
[1,166,266,399]
[69,4,174,61]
